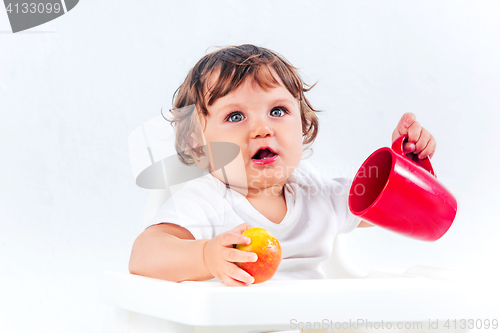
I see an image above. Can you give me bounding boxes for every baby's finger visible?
[395,113,416,136]
[418,136,436,159]
[220,273,250,287]
[407,121,422,144]
[414,129,431,155]
[223,247,258,263]
[403,142,416,154]
[225,264,255,285]
[218,231,251,247]
[232,223,254,234]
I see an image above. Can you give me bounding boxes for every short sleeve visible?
[148,196,218,240]
[146,175,228,240]
[330,177,362,234]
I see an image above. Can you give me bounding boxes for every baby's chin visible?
[209,172,286,194]
[208,163,295,193]
[236,176,288,193]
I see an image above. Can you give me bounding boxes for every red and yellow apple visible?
[235,228,282,284]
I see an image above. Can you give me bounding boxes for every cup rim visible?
[348,147,395,215]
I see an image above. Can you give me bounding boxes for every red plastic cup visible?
[348,135,457,241]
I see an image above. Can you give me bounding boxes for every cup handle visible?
[392,135,436,177]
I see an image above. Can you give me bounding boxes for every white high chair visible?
[100,115,495,333]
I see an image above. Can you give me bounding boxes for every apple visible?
[235,228,282,284]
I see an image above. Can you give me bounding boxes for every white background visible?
[1,1,499,332]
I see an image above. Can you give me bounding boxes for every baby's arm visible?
[129,222,257,286]
[357,220,373,227]
[129,223,211,282]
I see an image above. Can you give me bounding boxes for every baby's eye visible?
[270,107,288,117]
[226,112,244,122]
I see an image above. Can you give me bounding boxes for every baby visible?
[129,44,436,287]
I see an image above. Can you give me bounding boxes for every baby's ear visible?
[188,133,210,170]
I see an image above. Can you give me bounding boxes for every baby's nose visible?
[251,120,273,138]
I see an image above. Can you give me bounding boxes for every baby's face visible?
[201,73,303,194]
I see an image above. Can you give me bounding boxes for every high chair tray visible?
[100,269,494,327]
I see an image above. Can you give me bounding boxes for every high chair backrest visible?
[129,114,367,279]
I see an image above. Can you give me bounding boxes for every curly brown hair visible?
[166,44,320,165]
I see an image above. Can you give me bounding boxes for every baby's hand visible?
[392,112,436,159]
[203,223,258,286]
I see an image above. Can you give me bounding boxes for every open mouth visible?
[251,148,279,165]
[252,148,277,160]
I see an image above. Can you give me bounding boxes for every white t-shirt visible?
[148,167,361,280]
